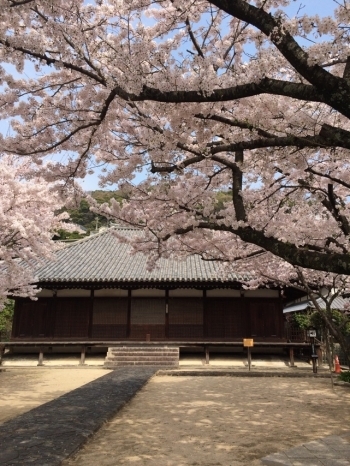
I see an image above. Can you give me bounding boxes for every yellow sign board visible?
[243,339,254,347]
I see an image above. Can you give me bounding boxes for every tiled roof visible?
[35,227,247,284]
[284,296,350,313]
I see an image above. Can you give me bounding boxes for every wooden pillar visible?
[50,290,57,338]
[205,345,209,365]
[203,289,207,338]
[12,299,21,338]
[80,346,86,365]
[165,289,169,339]
[240,290,248,337]
[127,290,132,338]
[0,344,5,365]
[37,348,44,366]
[247,346,252,371]
[278,289,284,339]
[88,289,94,339]
[289,347,295,367]
[317,346,323,366]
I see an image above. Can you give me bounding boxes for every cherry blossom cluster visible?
[0,155,73,306]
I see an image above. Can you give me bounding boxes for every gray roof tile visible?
[36,227,243,284]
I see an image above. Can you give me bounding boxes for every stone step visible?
[106,353,179,358]
[107,351,178,357]
[104,361,179,367]
[106,356,178,362]
[105,346,179,367]
[107,347,179,352]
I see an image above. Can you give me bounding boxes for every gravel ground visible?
[0,368,157,466]
[63,375,350,466]
[0,368,110,425]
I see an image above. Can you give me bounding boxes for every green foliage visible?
[57,190,233,239]
[292,312,312,330]
[339,371,350,383]
[0,300,14,341]
[91,190,127,205]
[292,308,350,338]
[331,310,350,336]
[292,310,323,330]
[53,229,87,241]
[215,191,232,211]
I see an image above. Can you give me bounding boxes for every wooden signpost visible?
[243,339,254,371]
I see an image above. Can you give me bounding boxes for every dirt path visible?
[0,368,110,425]
[64,376,350,466]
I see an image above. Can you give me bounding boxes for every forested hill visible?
[56,190,231,240]
[55,190,127,239]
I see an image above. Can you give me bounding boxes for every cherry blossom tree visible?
[2,0,350,359]
[0,155,71,307]
[0,0,350,279]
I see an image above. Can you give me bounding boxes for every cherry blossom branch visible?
[195,113,276,139]
[0,38,106,85]
[199,248,266,262]
[305,167,350,190]
[150,133,350,175]
[0,35,329,106]
[185,17,204,58]
[6,121,99,155]
[166,223,350,274]
[137,79,326,105]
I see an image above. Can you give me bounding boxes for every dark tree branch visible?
[231,150,247,222]
[325,183,350,236]
[165,223,350,274]
[195,113,276,138]
[0,36,331,109]
[185,18,204,58]
[0,39,106,85]
[200,248,266,262]
[137,78,326,105]
[305,166,350,190]
[208,0,350,119]
[8,0,34,6]
[319,123,350,148]
[343,56,350,79]
[6,121,99,156]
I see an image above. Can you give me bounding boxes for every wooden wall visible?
[12,288,284,341]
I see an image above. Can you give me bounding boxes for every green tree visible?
[55,190,129,240]
[0,300,14,341]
